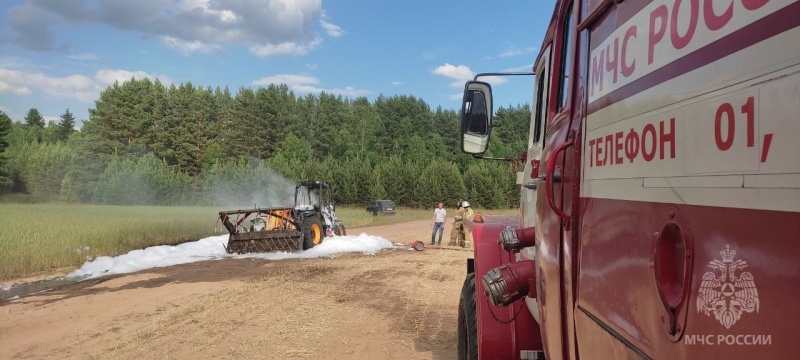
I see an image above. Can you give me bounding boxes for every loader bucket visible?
[219,208,304,254]
[225,229,304,254]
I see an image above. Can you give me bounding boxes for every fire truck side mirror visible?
[460,80,493,155]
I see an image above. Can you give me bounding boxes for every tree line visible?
[0,78,531,209]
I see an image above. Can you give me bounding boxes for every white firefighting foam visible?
[66,233,394,280]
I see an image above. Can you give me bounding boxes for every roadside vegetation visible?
[1,203,514,281]
[0,204,215,281]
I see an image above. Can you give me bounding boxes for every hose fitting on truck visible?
[482,260,537,307]
[499,226,536,252]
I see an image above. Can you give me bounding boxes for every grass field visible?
[0,203,512,281]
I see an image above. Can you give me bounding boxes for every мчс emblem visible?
[696,245,760,329]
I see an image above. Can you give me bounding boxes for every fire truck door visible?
[534,3,579,360]
[521,45,551,231]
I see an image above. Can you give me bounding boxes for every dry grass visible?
[94,248,471,359]
[0,204,217,281]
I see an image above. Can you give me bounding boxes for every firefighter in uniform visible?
[462,201,474,248]
[448,201,467,246]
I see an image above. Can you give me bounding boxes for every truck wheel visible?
[458,273,478,360]
[301,216,324,250]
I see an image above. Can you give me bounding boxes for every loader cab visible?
[293,180,346,236]
[294,181,334,212]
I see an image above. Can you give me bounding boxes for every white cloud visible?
[29,74,99,102]
[0,81,32,95]
[477,76,508,86]
[306,63,319,70]
[252,74,319,86]
[7,0,334,57]
[161,36,222,55]
[433,63,474,82]
[391,81,404,86]
[0,67,173,103]
[0,68,100,102]
[249,37,322,57]
[449,92,463,100]
[433,63,509,88]
[320,11,344,37]
[95,69,173,85]
[291,85,371,97]
[252,73,369,97]
[175,0,239,22]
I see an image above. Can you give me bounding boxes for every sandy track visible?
[0,220,472,359]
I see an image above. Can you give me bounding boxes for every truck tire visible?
[458,272,478,360]
[301,216,324,250]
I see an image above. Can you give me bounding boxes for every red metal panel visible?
[587,1,800,114]
[535,115,572,360]
[576,198,800,358]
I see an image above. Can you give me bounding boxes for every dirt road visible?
[0,220,472,359]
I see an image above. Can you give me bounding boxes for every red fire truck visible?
[457,0,800,359]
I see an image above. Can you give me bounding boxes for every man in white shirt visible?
[431,202,446,245]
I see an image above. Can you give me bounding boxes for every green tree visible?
[0,111,12,191]
[24,108,45,128]
[85,78,161,157]
[373,155,420,207]
[21,142,76,197]
[274,133,313,163]
[464,163,497,209]
[58,131,114,202]
[40,120,61,143]
[57,109,76,141]
[94,154,194,205]
[374,95,432,155]
[493,104,531,146]
[23,108,45,143]
[368,169,388,201]
[224,87,260,158]
[432,106,460,154]
[414,160,466,208]
[332,156,372,205]
[349,97,380,157]
[0,75,530,207]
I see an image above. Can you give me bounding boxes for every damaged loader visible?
[218,181,346,254]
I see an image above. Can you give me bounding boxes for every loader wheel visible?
[458,273,478,360]
[301,216,324,250]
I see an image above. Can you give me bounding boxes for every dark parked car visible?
[366,200,397,216]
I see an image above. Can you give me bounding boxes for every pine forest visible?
[0,78,532,209]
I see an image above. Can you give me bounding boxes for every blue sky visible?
[0,0,556,127]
